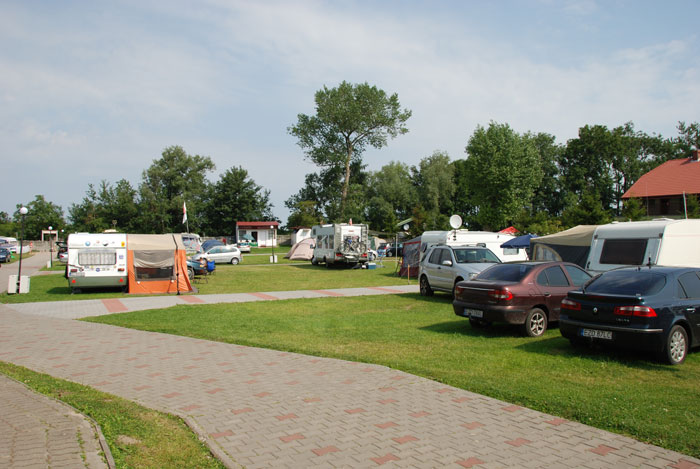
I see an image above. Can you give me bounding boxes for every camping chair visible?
[206,260,216,276]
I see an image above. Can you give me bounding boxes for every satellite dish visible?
[403,224,409,231]
[449,214,462,229]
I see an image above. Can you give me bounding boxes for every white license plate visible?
[465,308,483,318]
[581,328,612,340]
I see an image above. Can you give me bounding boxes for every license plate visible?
[464,308,483,318]
[581,328,612,340]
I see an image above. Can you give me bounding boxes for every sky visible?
[2,0,699,226]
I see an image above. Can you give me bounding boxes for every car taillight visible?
[561,298,580,311]
[614,305,657,317]
[336,253,343,257]
[455,285,464,296]
[488,289,512,300]
[361,253,367,258]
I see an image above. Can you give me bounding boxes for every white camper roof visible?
[68,232,127,248]
[593,219,700,239]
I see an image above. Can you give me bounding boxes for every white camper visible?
[311,223,369,266]
[585,219,700,273]
[66,233,128,291]
[420,230,529,263]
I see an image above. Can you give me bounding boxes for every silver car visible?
[192,244,242,264]
[419,245,501,297]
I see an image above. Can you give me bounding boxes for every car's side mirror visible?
[442,260,453,267]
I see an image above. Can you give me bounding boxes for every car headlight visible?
[468,272,478,279]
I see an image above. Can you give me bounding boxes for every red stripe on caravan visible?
[102,299,128,313]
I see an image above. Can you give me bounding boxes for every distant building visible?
[290,227,312,245]
[622,150,700,216]
[236,221,279,247]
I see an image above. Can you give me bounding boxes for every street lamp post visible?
[270,225,275,263]
[48,225,53,269]
[16,206,28,294]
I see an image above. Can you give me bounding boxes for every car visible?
[201,239,223,252]
[58,251,68,263]
[191,244,242,264]
[236,242,251,253]
[452,261,592,337]
[186,257,208,279]
[0,247,11,263]
[385,243,403,257]
[560,266,700,365]
[419,245,501,297]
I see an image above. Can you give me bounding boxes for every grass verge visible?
[84,293,700,459]
[0,362,225,469]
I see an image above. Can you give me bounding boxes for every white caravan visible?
[585,219,700,273]
[419,230,529,263]
[66,233,128,291]
[311,224,369,266]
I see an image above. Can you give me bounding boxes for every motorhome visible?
[311,223,370,267]
[585,219,700,273]
[419,230,529,263]
[180,233,202,254]
[66,233,128,291]
[0,236,19,253]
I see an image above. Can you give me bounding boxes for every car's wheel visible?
[324,257,332,268]
[469,317,490,328]
[663,325,688,365]
[523,308,548,337]
[187,267,194,280]
[419,275,433,297]
[230,258,239,265]
[311,257,318,265]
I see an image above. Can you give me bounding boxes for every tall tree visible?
[138,146,215,233]
[288,81,411,219]
[463,122,543,230]
[413,151,455,230]
[676,121,700,156]
[365,161,417,232]
[525,132,565,216]
[203,167,274,236]
[15,195,64,239]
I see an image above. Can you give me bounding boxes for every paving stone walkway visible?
[2,289,699,468]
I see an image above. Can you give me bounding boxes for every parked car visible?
[560,266,700,365]
[385,243,403,257]
[453,261,592,337]
[236,242,251,253]
[419,245,501,297]
[201,239,224,252]
[58,251,68,263]
[186,257,208,279]
[192,244,242,264]
[0,247,11,263]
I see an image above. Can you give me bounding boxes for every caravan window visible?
[78,250,117,266]
[133,250,174,281]
[599,239,648,265]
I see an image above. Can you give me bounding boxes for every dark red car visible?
[452,261,592,337]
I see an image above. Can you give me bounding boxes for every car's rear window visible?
[585,270,666,296]
[477,264,534,281]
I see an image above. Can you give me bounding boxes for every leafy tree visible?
[561,189,611,227]
[364,161,417,231]
[676,121,700,156]
[203,166,273,237]
[68,184,107,233]
[621,197,646,221]
[288,81,411,218]
[463,122,543,231]
[413,151,455,230]
[286,201,322,229]
[451,159,478,227]
[138,146,215,233]
[525,132,565,216]
[15,195,65,239]
[684,193,700,218]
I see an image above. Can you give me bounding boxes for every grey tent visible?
[530,225,597,268]
[285,238,315,261]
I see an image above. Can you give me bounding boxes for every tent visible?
[126,234,193,294]
[398,236,422,278]
[285,237,315,260]
[530,225,597,268]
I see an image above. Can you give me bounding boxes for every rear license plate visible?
[581,328,612,340]
[464,308,483,318]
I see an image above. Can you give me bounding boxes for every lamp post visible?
[48,225,53,269]
[270,225,276,263]
[16,206,28,294]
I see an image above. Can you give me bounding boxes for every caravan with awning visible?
[126,234,193,294]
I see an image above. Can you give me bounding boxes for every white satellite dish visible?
[403,224,409,231]
[449,214,462,229]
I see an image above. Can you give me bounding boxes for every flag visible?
[182,202,188,224]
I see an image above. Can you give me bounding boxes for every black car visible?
[560,266,700,365]
[385,243,403,257]
[0,247,10,263]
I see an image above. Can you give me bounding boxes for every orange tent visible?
[126,234,193,294]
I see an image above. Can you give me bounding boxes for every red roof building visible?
[622,150,700,216]
[235,221,279,247]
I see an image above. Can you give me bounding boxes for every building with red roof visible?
[235,221,279,247]
[622,150,700,216]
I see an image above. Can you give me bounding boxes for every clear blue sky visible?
[2,0,699,224]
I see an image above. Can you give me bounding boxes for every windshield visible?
[453,248,501,264]
[585,270,666,296]
[477,263,533,281]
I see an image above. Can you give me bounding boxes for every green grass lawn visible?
[0,261,409,303]
[84,293,700,459]
[0,362,224,469]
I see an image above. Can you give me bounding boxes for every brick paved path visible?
[1,301,699,469]
[0,374,108,468]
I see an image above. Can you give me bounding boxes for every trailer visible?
[419,230,529,263]
[66,233,128,291]
[311,224,369,266]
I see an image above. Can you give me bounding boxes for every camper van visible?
[311,223,370,267]
[586,219,700,273]
[66,233,128,291]
[420,230,529,263]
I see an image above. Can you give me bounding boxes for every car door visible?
[423,247,448,290]
[207,246,223,263]
[536,266,574,321]
[676,271,700,344]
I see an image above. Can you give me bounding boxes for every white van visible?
[311,223,369,266]
[420,230,529,263]
[66,233,128,291]
[586,219,700,273]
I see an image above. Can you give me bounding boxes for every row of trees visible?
[3,81,699,241]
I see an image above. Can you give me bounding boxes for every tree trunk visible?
[340,138,353,219]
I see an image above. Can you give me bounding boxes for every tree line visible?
[3,81,699,241]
